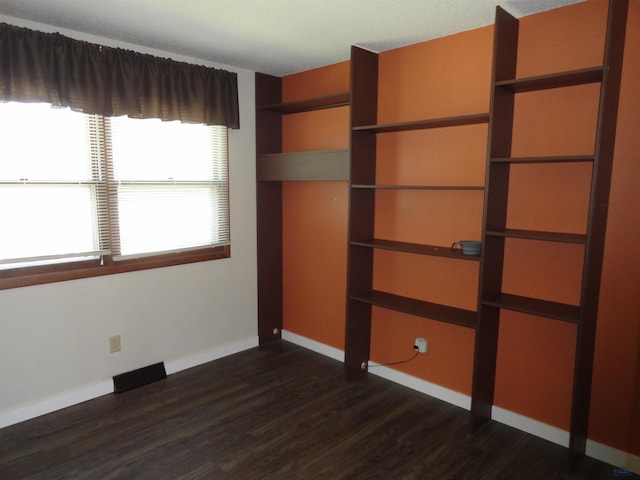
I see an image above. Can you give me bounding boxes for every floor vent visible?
[113,362,167,394]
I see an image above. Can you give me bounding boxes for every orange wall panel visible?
[370,307,475,395]
[511,84,600,158]
[378,26,493,123]
[282,61,350,102]
[281,62,350,350]
[501,238,584,306]
[506,163,592,234]
[282,182,348,349]
[374,190,484,246]
[587,0,640,454]
[282,106,349,152]
[376,124,487,186]
[516,0,607,78]
[494,310,577,430]
[373,250,479,311]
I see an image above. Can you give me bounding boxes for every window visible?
[0,102,230,287]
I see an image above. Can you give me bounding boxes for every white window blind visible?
[0,102,230,270]
[107,116,230,260]
[0,103,104,268]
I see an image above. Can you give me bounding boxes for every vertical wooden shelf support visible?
[345,46,379,379]
[471,4,519,432]
[256,73,284,345]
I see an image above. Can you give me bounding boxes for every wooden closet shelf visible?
[491,155,595,164]
[351,290,477,329]
[258,92,350,114]
[351,239,481,261]
[353,113,490,133]
[351,184,484,191]
[485,229,587,244]
[482,293,580,324]
[495,66,603,93]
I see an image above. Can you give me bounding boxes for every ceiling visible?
[0,0,585,76]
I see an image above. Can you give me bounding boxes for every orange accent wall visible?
[282,181,348,349]
[279,0,640,457]
[281,62,350,350]
[282,61,350,102]
[588,0,640,454]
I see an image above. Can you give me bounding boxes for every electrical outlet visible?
[414,337,427,353]
[109,335,121,353]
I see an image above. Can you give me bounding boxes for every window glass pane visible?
[117,185,220,256]
[0,103,92,181]
[107,115,229,259]
[110,117,215,181]
[0,185,98,262]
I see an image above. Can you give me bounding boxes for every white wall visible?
[0,15,257,426]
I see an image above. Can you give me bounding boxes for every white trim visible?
[586,440,640,475]
[282,330,640,473]
[491,405,570,447]
[281,329,470,410]
[0,336,258,430]
[368,361,472,410]
[164,336,259,375]
[281,330,344,363]
[0,381,113,429]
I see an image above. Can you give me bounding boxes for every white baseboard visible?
[491,405,570,447]
[0,336,259,430]
[368,362,472,410]
[281,330,344,362]
[282,330,639,475]
[164,336,259,375]
[0,381,113,429]
[587,440,640,475]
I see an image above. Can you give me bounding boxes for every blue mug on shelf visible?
[452,240,481,255]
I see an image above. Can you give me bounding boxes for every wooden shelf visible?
[351,290,477,329]
[482,293,580,324]
[351,239,481,261]
[485,228,587,244]
[491,155,595,164]
[257,150,349,181]
[352,184,484,191]
[353,113,490,133]
[495,66,603,93]
[258,92,350,114]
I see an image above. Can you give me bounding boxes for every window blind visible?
[0,103,106,268]
[107,116,230,260]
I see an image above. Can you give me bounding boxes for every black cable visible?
[367,350,420,368]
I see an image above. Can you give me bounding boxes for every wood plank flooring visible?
[0,341,632,479]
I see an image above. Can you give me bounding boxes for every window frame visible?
[0,107,231,291]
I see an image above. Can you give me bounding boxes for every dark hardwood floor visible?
[0,341,633,479]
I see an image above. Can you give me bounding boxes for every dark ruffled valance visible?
[0,22,239,128]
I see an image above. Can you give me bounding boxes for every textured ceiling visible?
[0,0,585,76]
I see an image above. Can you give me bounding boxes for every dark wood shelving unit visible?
[351,239,481,261]
[472,0,629,464]
[255,74,350,345]
[351,290,477,329]
[345,45,486,380]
